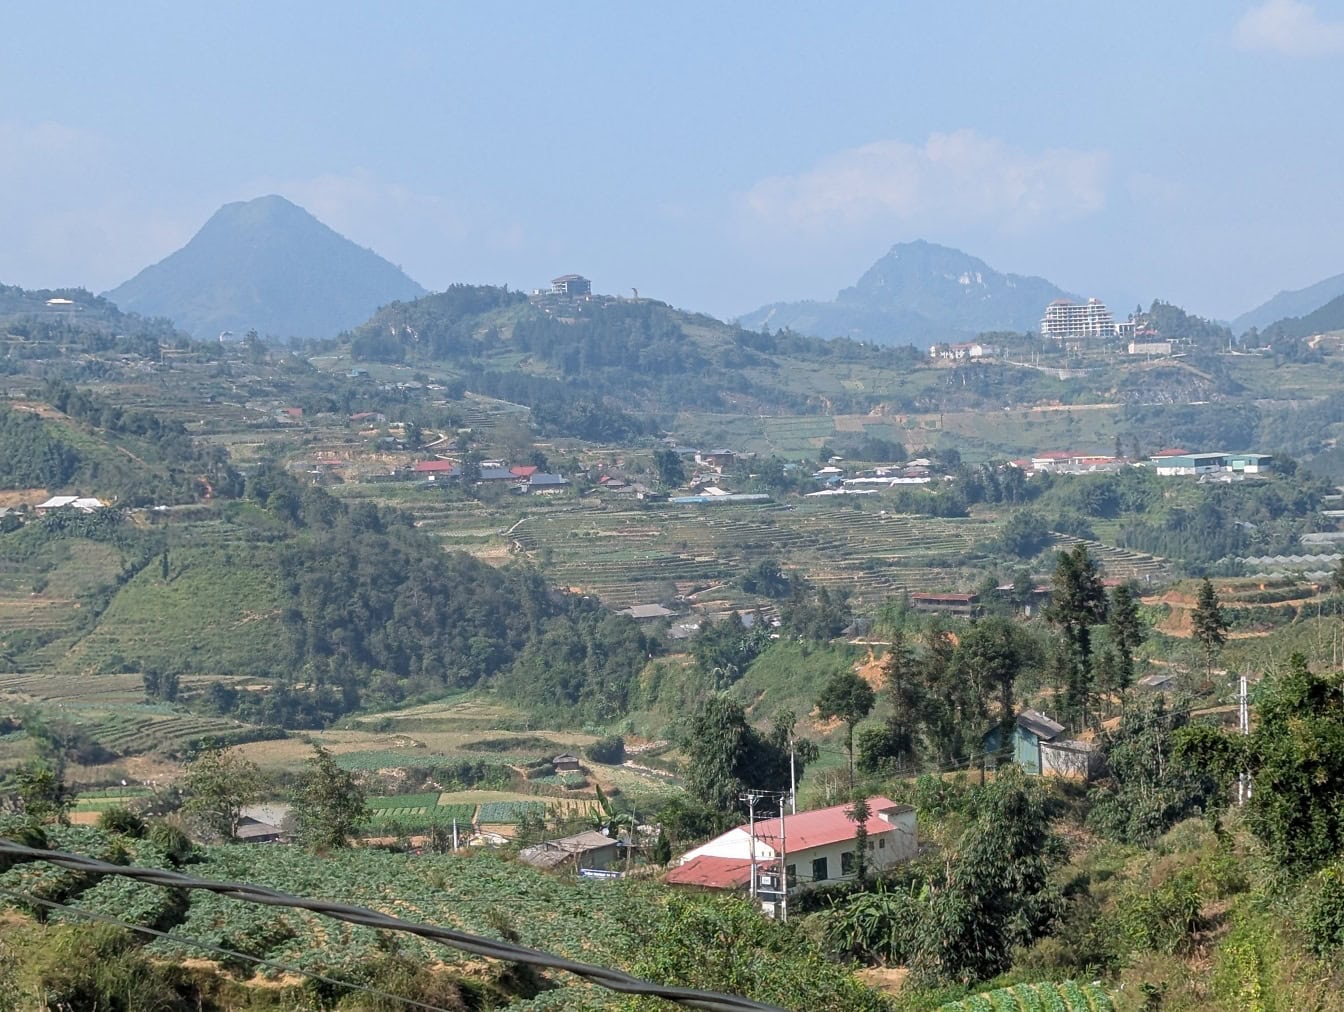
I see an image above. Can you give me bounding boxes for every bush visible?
[1114,871,1202,955]
[97,807,145,838]
[1300,862,1344,958]
[585,735,625,765]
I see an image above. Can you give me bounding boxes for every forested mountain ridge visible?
[1260,290,1344,342]
[343,283,927,426]
[1231,271,1344,335]
[104,195,426,341]
[738,240,1077,346]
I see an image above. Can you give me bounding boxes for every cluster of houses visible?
[1012,447,1274,479]
[407,460,571,494]
[808,459,943,497]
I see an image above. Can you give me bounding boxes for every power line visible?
[0,839,783,1012]
[0,886,454,1012]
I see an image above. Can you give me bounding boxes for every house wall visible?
[580,843,621,870]
[1014,726,1043,774]
[1040,743,1099,780]
[777,823,914,888]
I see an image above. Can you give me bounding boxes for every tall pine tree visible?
[1045,545,1108,731]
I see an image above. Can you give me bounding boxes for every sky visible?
[2,1,1343,323]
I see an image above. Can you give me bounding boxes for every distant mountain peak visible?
[1232,271,1344,335]
[739,241,1076,346]
[104,195,426,340]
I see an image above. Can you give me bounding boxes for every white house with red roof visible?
[664,797,916,902]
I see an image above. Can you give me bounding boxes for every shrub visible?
[1114,871,1202,955]
[96,807,145,838]
[585,735,626,765]
[1299,862,1344,958]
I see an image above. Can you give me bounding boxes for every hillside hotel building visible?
[1041,297,1116,339]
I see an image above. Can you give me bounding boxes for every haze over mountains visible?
[737,241,1079,345]
[103,195,426,341]
[95,197,1344,349]
[1231,272,1344,335]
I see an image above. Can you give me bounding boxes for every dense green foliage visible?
[1088,697,1222,845]
[680,697,809,815]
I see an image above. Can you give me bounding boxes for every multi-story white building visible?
[1041,297,1116,339]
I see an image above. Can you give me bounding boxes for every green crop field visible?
[57,542,289,678]
[937,980,1114,1011]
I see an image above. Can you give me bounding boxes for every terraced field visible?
[1050,533,1172,584]
[508,501,1000,611]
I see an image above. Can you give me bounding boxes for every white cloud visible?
[1234,0,1344,55]
[741,130,1109,239]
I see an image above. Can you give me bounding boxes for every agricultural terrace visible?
[506,500,1002,612]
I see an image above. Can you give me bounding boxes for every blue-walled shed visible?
[983,709,1066,775]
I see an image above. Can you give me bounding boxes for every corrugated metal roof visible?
[1016,709,1065,740]
[664,855,753,889]
[750,796,910,853]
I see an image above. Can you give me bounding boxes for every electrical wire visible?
[0,839,783,1012]
[0,886,454,1012]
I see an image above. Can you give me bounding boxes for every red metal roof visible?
[1150,448,1188,458]
[413,460,457,472]
[751,796,909,853]
[663,855,754,889]
[510,465,539,477]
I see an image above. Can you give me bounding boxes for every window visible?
[879,837,886,849]
[811,856,828,882]
[841,851,855,876]
[786,864,797,888]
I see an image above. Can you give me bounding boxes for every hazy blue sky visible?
[3,1,1343,322]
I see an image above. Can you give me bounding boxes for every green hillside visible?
[57,542,288,678]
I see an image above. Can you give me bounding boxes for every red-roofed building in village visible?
[413,460,458,475]
[665,797,916,912]
[509,465,539,478]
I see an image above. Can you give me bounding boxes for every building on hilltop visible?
[929,341,999,360]
[1149,451,1274,477]
[551,274,591,297]
[1041,297,1116,339]
[982,709,1100,780]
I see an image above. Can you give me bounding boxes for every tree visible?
[847,795,871,884]
[681,697,808,814]
[291,745,368,851]
[853,638,918,776]
[1176,654,1344,872]
[911,766,1061,985]
[815,671,876,787]
[1087,695,1220,845]
[182,745,263,841]
[1107,583,1145,698]
[1045,545,1108,730]
[1190,578,1228,678]
[7,761,71,827]
[998,509,1052,558]
[953,616,1028,753]
[653,448,685,489]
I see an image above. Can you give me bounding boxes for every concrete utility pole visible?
[1238,673,1252,805]
[741,792,760,899]
[778,799,788,923]
[789,734,797,815]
